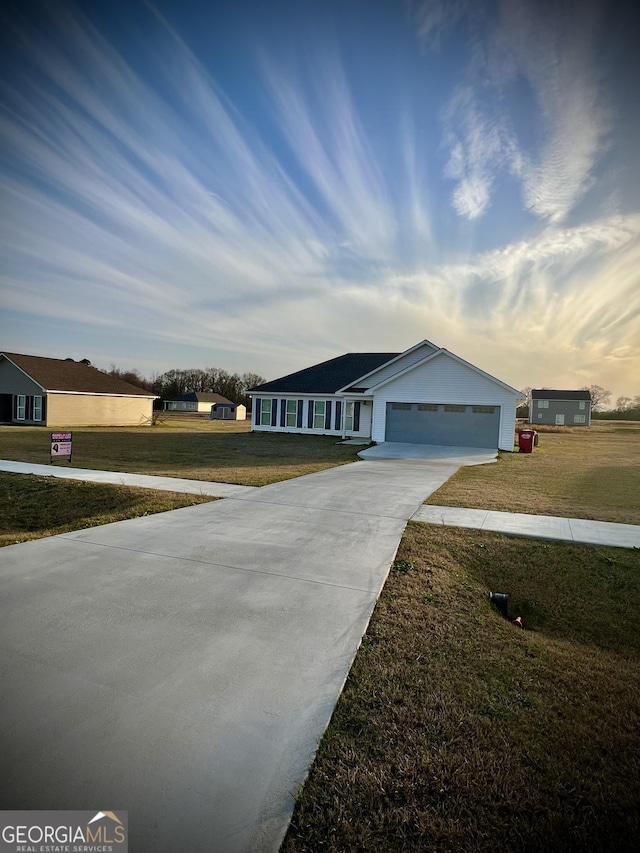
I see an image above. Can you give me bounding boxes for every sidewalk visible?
[0,459,255,497]
[412,505,640,548]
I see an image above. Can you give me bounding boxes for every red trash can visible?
[518,429,535,453]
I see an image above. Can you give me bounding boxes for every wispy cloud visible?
[412,0,612,223]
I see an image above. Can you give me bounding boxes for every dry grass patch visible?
[427,425,640,523]
[0,417,362,486]
[0,472,215,546]
[283,523,640,852]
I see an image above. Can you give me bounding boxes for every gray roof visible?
[531,389,591,400]
[1,352,156,396]
[248,353,399,395]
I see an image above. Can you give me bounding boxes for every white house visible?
[246,340,521,451]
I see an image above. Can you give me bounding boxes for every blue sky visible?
[1,0,639,399]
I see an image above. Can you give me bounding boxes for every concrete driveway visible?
[0,458,461,853]
[358,442,498,465]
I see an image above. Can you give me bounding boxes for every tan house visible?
[163,392,246,420]
[0,352,158,427]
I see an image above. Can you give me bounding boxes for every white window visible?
[444,405,466,413]
[538,400,549,408]
[261,399,272,426]
[33,396,42,421]
[555,414,565,425]
[391,403,412,411]
[472,406,496,414]
[418,404,438,411]
[17,395,26,420]
[579,401,586,410]
[345,401,354,431]
[574,414,586,424]
[286,399,297,427]
[313,400,325,429]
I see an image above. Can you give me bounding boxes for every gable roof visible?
[247,353,399,395]
[166,392,235,404]
[1,353,156,396]
[365,348,522,397]
[531,389,591,401]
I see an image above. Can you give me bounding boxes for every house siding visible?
[0,359,43,396]
[370,354,517,450]
[530,399,591,425]
[250,395,372,437]
[346,342,437,391]
[46,394,155,427]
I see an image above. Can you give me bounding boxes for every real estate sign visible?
[50,432,72,462]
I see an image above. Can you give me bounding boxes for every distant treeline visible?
[106,366,266,410]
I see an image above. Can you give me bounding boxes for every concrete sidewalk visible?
[0,459,255,497]
[412,505,640,548]
[0,458,461,853]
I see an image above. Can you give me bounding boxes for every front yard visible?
[428,423,640,524]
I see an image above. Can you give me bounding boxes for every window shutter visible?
[280,399,286,428]
[325,401,332,430]
[297,400,303,428]
[42,397,47,425]
[334,400,342,430]
[13,395,17,420]
[271,399,278,427]
[307,400,314,429]
[254,398,261,425]
[354,401,361,431]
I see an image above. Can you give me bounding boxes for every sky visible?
[1,0,639,400]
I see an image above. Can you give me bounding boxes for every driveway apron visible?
[0,459,459,852]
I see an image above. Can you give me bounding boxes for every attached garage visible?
[385,402,501,448]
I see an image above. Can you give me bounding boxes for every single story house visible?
[530,389,591,426]
[247,340,521,450]
[163,392,246,420]
[0,352,158,427]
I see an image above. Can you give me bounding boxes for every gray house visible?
[530,389,591,426]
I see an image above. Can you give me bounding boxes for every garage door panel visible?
[385,403,499,448]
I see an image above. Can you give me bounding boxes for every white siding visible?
[371,353,518,450]
[250,395,349,436]
[347,342,437,390]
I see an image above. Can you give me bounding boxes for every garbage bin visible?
[518,429,535,453]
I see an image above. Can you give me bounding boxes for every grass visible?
[0,416,363,486]
[0,472,215,546]
[282,523,640,852]
[427,422,640,524]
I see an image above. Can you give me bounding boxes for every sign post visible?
[50,432,73,463]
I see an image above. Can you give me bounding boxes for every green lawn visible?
[0,472,214,546]
[427,423,640,524]
[0,416,362,486]
[283,523,640,852]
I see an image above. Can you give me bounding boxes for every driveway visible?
[358,442,498,465]
[0,458,461,853]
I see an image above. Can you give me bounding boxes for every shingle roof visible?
[1,353,156,396]
[531,389,591,400]
[248,353,400,394]
[166,392,234,404]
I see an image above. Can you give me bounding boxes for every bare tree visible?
[581,385,612,412]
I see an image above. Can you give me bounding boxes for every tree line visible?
[106,365,266,410]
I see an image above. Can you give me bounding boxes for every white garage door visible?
[385,403,500,448]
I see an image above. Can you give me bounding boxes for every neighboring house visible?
[246,340,521,450]
[0,352,158,427]
[163,392,246,420]
[530,389,591,426]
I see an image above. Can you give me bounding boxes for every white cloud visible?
[413,0,612,223]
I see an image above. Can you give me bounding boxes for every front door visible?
[555,414,565,425]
